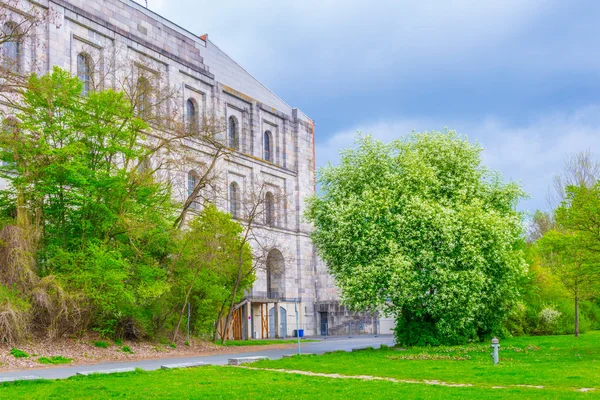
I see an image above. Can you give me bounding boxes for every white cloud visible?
[317,106,600,213]
[138,0,600,215]
[145,0,560,87]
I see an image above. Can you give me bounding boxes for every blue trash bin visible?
[298,329,304,338]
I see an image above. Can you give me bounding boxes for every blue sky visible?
[144,0,600,213]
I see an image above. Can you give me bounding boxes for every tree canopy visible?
[307,131,527,345]
[0,68,254,342]
[537,182,600,336]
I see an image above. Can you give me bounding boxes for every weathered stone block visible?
[228,356,268,366]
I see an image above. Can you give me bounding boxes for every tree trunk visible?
[575,295,580,338]
[213,300,228,343]
[221,275,241,345]
[172,268,200,343]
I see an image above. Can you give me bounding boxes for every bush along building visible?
[0,0,380,339]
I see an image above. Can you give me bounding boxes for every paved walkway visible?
[0,335,395,381]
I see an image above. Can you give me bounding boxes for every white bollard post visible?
[491,337,500,365]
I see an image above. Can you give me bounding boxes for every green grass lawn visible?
[255,331,600,393]
[218,339,317,347]
[0,366,581,399]
[1,333,600,399]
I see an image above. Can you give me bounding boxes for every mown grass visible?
[255,331,600,392]
[1,333,599,399]
[0,365,580,399]
[217,339,317,347]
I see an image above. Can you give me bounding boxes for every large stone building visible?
[1,0,380,338]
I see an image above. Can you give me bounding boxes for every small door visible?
[268,306,288,338]
[320,312,328,336]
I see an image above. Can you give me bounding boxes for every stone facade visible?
[3,0,378,338]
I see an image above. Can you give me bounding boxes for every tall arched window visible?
[188,170,199,210]
[228,116,239,150]
[77,53,93,96]
[2,23,20,73]
[265,191,274,226]
[186,98,197,132]
[264,130,272,162]
[229,182,240,218]
[266,249,285,298]
[136,76,152,120]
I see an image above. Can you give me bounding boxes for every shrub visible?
[169,343,176,349]
[38,356,72,364]
[10,348,29,358]
[394,317,443,347]
[94,341,109,348]
[504,301,529,336]
[122,346,134,354]
[579,301,600,331]
[0,285,31,345]
[538,306,562,334]
[32,275,86,340]
[114,339,123,346]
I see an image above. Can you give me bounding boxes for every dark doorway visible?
[320,312,328,336]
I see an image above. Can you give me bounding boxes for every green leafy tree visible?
[306,132,527,345]
[169,204,253,341]
[538,229,600,337]
[527,210,555,243]
[555,184,600,253]
[509,153,600,338]
[538,182,600,337]
[0,67,176,337]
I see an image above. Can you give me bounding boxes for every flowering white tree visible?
[306,131,527,345]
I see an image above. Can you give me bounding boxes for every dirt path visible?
[239,366,597,393]
[239,366,473,387]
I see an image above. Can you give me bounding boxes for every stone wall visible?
[315,302,379,336]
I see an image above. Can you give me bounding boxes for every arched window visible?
[188,170,200,210]
[229,182,240,218]
[136,76,152,120]
[77,53,93,96]
[264,130,272,162]
[228,116,239,150]
[2,23,21,73]
[266,249,285,298]
[265,192,274,226]
[186,98,197,132]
